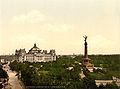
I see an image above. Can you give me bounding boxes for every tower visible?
[82,35,94,72]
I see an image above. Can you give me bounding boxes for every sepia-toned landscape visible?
[0,0,120,89]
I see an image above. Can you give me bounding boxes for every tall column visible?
[82,35,90,66]
[84,35,88,58]
[82,36,94,72]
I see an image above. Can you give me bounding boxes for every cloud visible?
[11,10,46,24]
[88,35,117,54]
[10,10,74,32]
[15,35,45,44]
[90,35,115,47]
[41,23,74,32]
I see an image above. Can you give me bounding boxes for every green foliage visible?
[82,77,97,89]
[89,55,120,78]
[9,54,120,89]
[104,82,119,89]
[89,69,112,80]
[0,68,8,78]
[98,82,119,89]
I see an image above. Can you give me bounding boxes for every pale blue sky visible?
[0,0,120,54]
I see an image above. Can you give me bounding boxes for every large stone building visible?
[15,44,56,62]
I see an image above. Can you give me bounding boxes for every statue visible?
[83,35,87,42]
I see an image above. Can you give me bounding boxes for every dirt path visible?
[3,64,24,89]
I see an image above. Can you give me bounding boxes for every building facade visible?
[15,49,26,62]
[15,44,56,62]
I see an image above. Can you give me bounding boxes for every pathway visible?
[3,64,24,89]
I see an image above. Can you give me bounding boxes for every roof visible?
[29,43,41,53]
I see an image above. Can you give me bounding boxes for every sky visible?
[0,0,120,55]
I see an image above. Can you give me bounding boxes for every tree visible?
[104,82,119,89]
[0,68,8,78]
[98,84,105,89]
[82,77,97,89]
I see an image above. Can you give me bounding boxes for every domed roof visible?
[28,43,41,53]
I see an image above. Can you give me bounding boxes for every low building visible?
[0,55,16,63]
[15,43,56,62]
[95,77,120,87]
[95,80,113,86]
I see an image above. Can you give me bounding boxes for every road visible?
[3,64,24,89]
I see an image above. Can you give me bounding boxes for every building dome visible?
[28,43,41,54]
